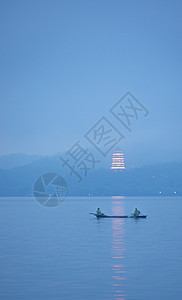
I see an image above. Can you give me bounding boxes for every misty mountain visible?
[0,155,63,196]
[79,162,182,196]
[0,153,44,169]
[0,154,182,196]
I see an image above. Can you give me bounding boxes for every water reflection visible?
[112,201,127,300]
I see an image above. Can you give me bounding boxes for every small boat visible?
[89,213,147,219]
[129,215,147,219]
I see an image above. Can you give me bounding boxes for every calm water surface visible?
[0,196,182,300]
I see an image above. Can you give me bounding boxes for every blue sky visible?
[1,0,182,166]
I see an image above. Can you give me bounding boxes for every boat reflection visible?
[112,200,127,300]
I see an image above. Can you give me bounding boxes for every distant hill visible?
[0,155,62,196]
[0,153,43,169]
[0,155,182,196]
[78,162,182,196]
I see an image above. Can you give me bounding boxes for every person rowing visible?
[133,208,141,217]
[96,208,105,216]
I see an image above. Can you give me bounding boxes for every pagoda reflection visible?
[112,199,127,300]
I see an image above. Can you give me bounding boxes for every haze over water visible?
[1,1,182,299]
[0,196,182,300]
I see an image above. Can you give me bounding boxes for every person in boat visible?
[96,208,102,215]
[96,208,105,216]
[133,208,141,217]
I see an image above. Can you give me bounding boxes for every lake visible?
[0,196,182,300]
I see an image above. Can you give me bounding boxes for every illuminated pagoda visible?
[111,151,125,171]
